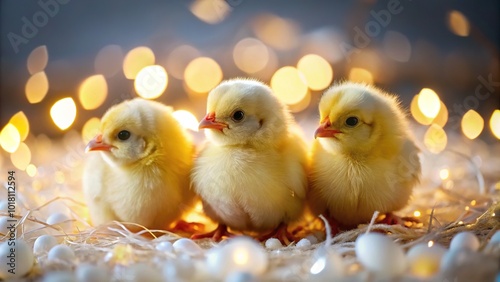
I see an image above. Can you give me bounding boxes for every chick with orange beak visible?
[82,98,196,230]
[191,79,308,244]
[309,82,421,230]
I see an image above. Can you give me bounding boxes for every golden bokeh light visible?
[410,95,433,125]
[253,14,300,50]
[233,37,269,74]
[166,45,201,80]
[297,54,333,91]
[288,91,311,113]
[25,71,49,104]
[424,124,447,154]
[94,44,124,77]
[172,110,199,132]
[26,164,37,177]
[348,68,373,84]
[184,57,223,93]
[50,97,77,130]
[448,10,470,37]
[461,109,484,140]
[9,111,30,141]
[79,75,108,110]
[432,101,449,128]
[10,142,31,171]
[134,65,168,99]
[27,45,48,75]
[82,117,101,144]
[418,88,441,119]
[123,46,155,79]
[189,0,231,24]
[439,168,450,180]
[270,66,308,105]
[490,110,500,139]
[0,124,21,153]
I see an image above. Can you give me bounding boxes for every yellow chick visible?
[83,98,196,230]
[191,79,308,244]
[309,82,421,229]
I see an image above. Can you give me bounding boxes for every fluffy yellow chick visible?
[83,98,196,230]
[309,82,421,229]
[191,79,308,243]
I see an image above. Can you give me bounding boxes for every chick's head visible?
[315,82,408,156]
[85,98,166,166]
[199,79,288,147]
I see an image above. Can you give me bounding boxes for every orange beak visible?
[85,134,114,153]
[314,119,341,139]
[199,112,228,131]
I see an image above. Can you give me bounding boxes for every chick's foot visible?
[170,220,205,234]
[191,224,236,241]
[258,223,296,246]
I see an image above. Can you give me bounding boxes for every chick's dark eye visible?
[231,110,245,122]
[117,130,131,141]
[345,117,359,127]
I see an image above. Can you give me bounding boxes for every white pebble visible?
[309,248,344,279]
[162,258,195,281]
[440,248,472,271]
[46,213,72,232]
[0,216,12,235]
[206,236,268,279]
[125,263,163,282]
[48,245,75,262]
[406,243,446,277]
[156,241,174,253]
[0,240,34,279]
[33,235,58,254]
[355,233,406,277]
[225,271,257,282]
[296,238,311,249]
[76,263,110,282]
[42,271,76,282]
[172,238,203,257]
[265,238,282,250]
[488,230,500,246]
[449,232,480,251]
[305,234,319,245]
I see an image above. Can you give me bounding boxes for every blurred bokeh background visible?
[0,0,499,174]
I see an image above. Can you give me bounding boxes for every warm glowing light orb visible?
[50,98,77,130]
[0,124,21,153]
[410,95,433,125]
[289,91,311,113]
[184,57,223,93]
[297,54,333,91]
[9,111,30,141]
[27,45,48,75]
[348,68,373,84]
[418,88,441,119]
[134,65,168,99]
[172,110,199,132]
[439,168,450,180]
[432,101,449,128]
[82,117,101,144]
[123,46,155,79]
[253,14,300,50]
[10,142,31,171]
[448,10,470,37]
[79,75,108,110]
[413,211,421,217]
[25,71,49,104]
[233,38,269,74]
[270,66,308,105]
[189,0,231,24]
[424,124,447,154]
[26,164,37,177]
[489,110,500,139]
[461,110,484,140]
[166,45,201,80]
